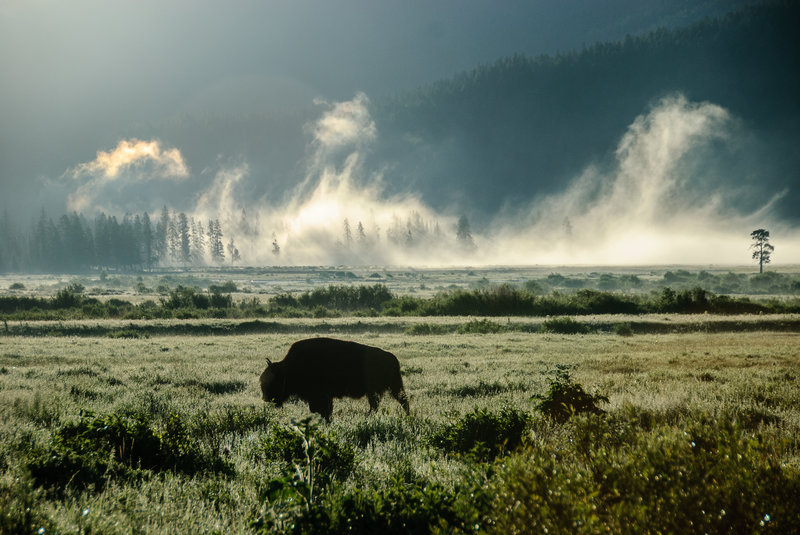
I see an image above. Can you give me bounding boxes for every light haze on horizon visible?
[2,0,795,266]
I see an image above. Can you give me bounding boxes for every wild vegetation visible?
[1,329,798,533]
[2,268,800,322]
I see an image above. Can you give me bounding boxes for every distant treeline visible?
[2,283,798,322]
[0,207,240,273]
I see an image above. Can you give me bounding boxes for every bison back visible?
[282,338,401,399]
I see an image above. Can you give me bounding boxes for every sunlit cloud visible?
[65,139,189,214]
[311,92,376,149]
[68,139,188,181]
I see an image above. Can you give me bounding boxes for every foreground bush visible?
[492,416,800,534]
[256,419,356,493]
[279,481,484,535]
[533,367,608,422]
[430,407,530,461]
[25,410,231,493]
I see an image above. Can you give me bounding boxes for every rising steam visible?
[487,94,798,265]
[61,93,799,265]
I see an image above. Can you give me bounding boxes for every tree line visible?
[2,283,799,323]
[0,207,240,273]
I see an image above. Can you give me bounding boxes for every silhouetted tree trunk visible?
[750,229,774,273]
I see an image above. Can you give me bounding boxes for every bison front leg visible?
[367,392,381,412]
[309,398,334,422]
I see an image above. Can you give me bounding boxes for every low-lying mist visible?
[63,93,799,266]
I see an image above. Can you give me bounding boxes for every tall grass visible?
[1,330,798,533]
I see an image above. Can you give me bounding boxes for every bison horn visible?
[266,358,273,365]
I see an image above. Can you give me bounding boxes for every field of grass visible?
[2,321,799,533]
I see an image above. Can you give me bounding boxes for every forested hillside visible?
[130,2,799,227]
[369,1,800,221]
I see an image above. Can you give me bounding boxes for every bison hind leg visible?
[392,388,410,415]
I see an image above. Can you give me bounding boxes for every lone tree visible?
[750,229,774,273]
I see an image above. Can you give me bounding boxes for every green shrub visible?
[279,481,481,535]
[209,290,233,308]
[106,329,149,339]
[405,322,449,335]
[25,410,231,493]
[430,407,530,460]
[257,419,355,491]
[448,380,523,397]
[613,322,634,336]
[209,280,238,293]
[541,316,590,334]
[533,367,608,423]
[492,414,800,534]
[457,318,505,334]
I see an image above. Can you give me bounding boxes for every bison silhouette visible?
[260,337,410,421]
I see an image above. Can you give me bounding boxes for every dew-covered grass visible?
[1,324,799,533]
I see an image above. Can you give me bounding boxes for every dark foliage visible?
[25,410,231,493]
[533,367,608,423]
[430,407,530,461]
[541,317,590,334]
[257,420,356,491]
[278,481,485,535]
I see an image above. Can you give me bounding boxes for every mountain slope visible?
[368,1,800,223]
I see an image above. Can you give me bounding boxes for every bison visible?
[260,337,410,421]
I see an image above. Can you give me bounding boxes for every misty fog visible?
[2,1,798,268]
[50,92,799,266]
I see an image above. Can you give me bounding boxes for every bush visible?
[430,407,530,460]
[209,280,238,293]
[448,380,523,397]
[541,316,590,334]
[613,322,634,336]
[457,319,505,334]
[52,287,82,309]
[492,414,800,534]
[25,410,230,492]
[257,419,356,491]
[533,367,608,423]
[279,481,481,535]
[405,322,449,335]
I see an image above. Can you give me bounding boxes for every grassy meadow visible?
[2,327,799,533]
[1,267,800,533]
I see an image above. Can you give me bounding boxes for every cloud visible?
[311,92,377,149]
[65,139,189,213]
[68,139,188,181]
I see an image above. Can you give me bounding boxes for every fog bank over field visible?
[61,93,799,266]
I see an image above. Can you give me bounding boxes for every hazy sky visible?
[1,0,746,158]
[6,0,792,266]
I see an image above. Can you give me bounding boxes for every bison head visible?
[260,360,287,406]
